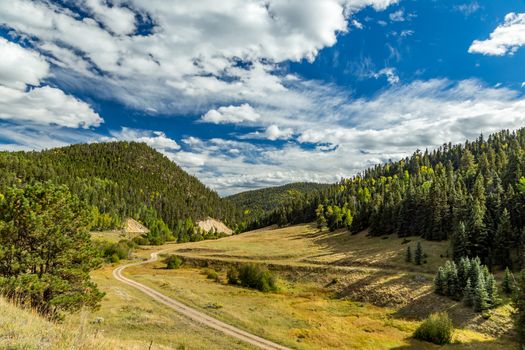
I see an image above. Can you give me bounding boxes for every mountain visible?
[0,142,241,242]
[257,128,525,270]
[225,182,332,229]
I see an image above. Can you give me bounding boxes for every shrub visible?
[237,264,277,292]
[227,267,239,285]
[165,255,182,269]
[204,268,219,280]
[413,312,453,345]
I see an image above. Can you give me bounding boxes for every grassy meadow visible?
[119,223,517,349]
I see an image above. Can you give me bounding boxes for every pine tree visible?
[502,267,514,295]
[445,261,459,299]
[405,245,412,263]
[473,274,489,312]
[457,257,471,291]
[452,221,468,262]
[315,204,326,229]
[415,242,423,265]
[434,267,446,295]
[485,274,499,307]
[513,270,525,345]
[494,208,513,268]
[464,278,474,307]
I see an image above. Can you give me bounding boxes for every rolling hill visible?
[225,182,332,227]
[0,142,241,239]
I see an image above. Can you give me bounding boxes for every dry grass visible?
[117,223,517,349]
[81,265,256,350]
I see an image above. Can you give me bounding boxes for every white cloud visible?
[454,2,480,16]
[0,85,102,128]
[372,67,399,84]
[201,103,260,124]
[107,127,180,151]
[469,13,525,55]
[351,19,363,29]
[265,125,293,141]
[0,37,102,128]
[0,0,398,114]
[0,37,49,90]
[389,9,405,21]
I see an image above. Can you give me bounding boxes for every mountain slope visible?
[225,182,331,225]
[259,128,525,270]
[0,142,240,235]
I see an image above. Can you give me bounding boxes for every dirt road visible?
[113,251,292,350]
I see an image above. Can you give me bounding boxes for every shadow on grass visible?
[390,337,518,350]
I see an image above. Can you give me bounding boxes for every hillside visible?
[258,128,525,271]
[0,142,241,241]
[226,182,331,228]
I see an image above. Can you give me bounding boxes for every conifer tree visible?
[473,275,489,312]
[415,242,423,265]
[485,274,499,307]
[502,267,514,295]
[464,278,474,307]
[405,245,412,263]
[513,269,525,345]
[452,221,468,261]
[434,267,446,295]
[315,204,326,229]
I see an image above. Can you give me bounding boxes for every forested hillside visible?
[259,128,525,270]
[0,142,241,243]
[225,182,331,227]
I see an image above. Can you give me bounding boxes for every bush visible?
[165,255,182,269]
[227,267,239,285]
[97,239,135,263]
[237,264,277,292]
[413,312,453,345]
[204,268,219,280]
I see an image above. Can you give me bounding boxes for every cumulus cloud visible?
[469,13,525,55]
[201,104,260,124]
[0,37,102,128]
[0,0,398,114]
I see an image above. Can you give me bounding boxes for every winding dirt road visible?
[113,251,292,350]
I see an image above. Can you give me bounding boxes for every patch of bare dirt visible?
[124,218,149,233]
[196,217,233,235]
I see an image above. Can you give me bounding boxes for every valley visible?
[86,224,516,349]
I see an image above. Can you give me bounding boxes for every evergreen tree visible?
[463,278,474,307]
[415,242,423,265]
[452,221,469,261]
[485,274,499,307]
[405,245,412,263]
[315,204,326,229]
[502,267,514,295]
[0,182,104,318]
[494,208,513,268]
[513,269,525,345]
[473,275,489,312]
[434,267,446,295]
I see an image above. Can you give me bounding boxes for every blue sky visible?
[1,1,525,195]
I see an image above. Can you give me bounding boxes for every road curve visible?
[113,250,292,350]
